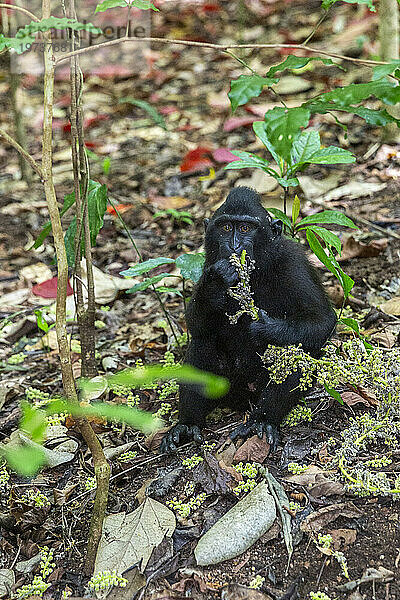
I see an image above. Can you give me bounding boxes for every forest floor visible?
[1,0,400,599]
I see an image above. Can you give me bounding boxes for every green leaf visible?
[305,145,356,165]
[373,61,400,80]
[155,287,183,296]
[106,365,229,399]
[299,225,342,254]
[263,107,311,162]
[292,195,300,226]
[297,209,357,229]
[34,310,50,333]
[119,97,167,129]
[340,317,360,334]
[322,0,375,11]
[176,253,205,282]
[127,273,175,293]
[291,129,321,165]
[266,207,292,230]
[120,258,175,277]
[64,218,77,268]
[224,150,271,171]
[307,230,354,298]
[1,445,45,477]
[253,121,282,164]
[305,100,400,127]
[87,180,108,249]
[96,0,128,10]
[96,0,159,10]
[20,402,47,444]
[228,74,278,112]
[276,177,299,188]
[2,17,102,54]
[324,383,343,404]
[266,55,345,78]
[31,190,77,249]
[306,79,400,110]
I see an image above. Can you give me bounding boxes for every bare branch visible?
[0,127,43,179]
[0,3,39,22]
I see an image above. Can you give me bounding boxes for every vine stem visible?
[0,127,43,179]
[55,38,388,67]
[0,3,39,21]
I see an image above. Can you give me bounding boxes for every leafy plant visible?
[153,208,194,226]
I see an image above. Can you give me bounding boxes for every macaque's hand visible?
[208,259,239,288]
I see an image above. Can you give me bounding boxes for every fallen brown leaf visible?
[339,235,388,262]
[300,502,362,534]
[233,435,270,464]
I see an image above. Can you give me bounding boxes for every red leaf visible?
[212,148,240,163]
[32,277,73,298]
[106,204,134,215]
[180,147,213,173]
[89,65,132,79]
[84,114,110,129]
[223,116,258,132]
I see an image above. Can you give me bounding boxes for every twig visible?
[55,38,388,67]
[0,127,43,179]
[0,3,39,22]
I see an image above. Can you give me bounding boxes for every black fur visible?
[160,187,336,452]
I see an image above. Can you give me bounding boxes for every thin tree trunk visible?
[379,0,400,140]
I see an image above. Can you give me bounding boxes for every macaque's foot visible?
[230,417,279,452]
[160,424,203,453]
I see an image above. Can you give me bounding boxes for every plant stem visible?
[0,3,39,21]
[0,127,43,179]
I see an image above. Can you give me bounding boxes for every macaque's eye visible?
[239,223,251,233]
[222,223,233,232]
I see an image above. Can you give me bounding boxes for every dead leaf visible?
[233,435,270,464]
[221,583,273,600]
[327,528,357,550]
[94,499,176,575]
[379,296,400,316]
[215,440,236,466]
[339,236,388,262]
[369,330,397,348]
[300,502,362,534]
[192,452,237,493]
[145,427,170,452]
[341,391,370,407]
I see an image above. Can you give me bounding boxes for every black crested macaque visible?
[160,187,336,453]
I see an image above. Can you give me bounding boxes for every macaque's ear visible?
[271,219,283,238]
[204,218,210,232]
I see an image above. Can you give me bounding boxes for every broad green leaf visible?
[297,210,357,229]
[176,253,205,282]
[292,195,300,226]
[266,207,292,230]
[224,150,271,172]
[106,365,229,399]
[324,383,343,404]
[228,74,278,113]
[373,60,400,80]
[306,229,341,280]
[306,79,400,110]
[340,317,360,334]
[266,55,344,78]
[329,253,354,298]
[32,190,76,249]
[156,286,183,296]
[87,180,108,249]
[96,0,159,10]
[96,0,128,10]
[305,100,400,127]
[306,146,356,165]
[299,225,342,254]
[276,177,299,188]
[322,0,375,11]
[1,445,45,477]
[126,273,175,293]
[119,97,167,129]
[291,129,321,165]
[34,310,50,333]
[120,258,175,277]
[64,218,77,268]
[263,107,311,162]
[253,121,281,164]
[20,402,47,444]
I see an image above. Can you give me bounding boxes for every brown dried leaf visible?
[328,528,357,550]
[193,452,236,494]
[339,236,388,262]
[233,435,270,464]
[300,502,362,534]
[341,391,370,407]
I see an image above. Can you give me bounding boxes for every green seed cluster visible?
[15,547,55,599]
[249,575,265,590]
[118,450,137,462]
[227,252,259,324]
[318,533,332,549]
[88,570,128,592]
[20,489,50,507]
[166,493,206,518]
[182,454,203,469]
[46,413,67,426]
[233,462,258,496]
[7,352,26,364]
[284,405,312,427]
[173,332,188,348]
[111,385,140,407]
[26,387,50,402]
[85,477,97,491]
[154,402,172,419]
[289,501,302,512]
[288,462,308,475]
[233,479,257,496]
[309,592,333,600]
[0,462,10,489]
[159,380,178,401]
[364,455,392,468]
